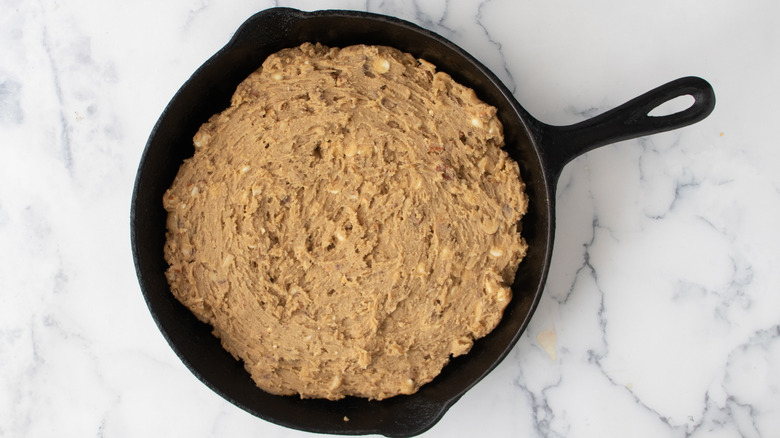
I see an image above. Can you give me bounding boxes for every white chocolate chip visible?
[240,165,251,174]
[272,72,283,81]
[496,286,511,303]
[374,57,390,74]
[450,336,473,356]
[344,142,357,157]
[401,378,415,394]
[478,156,490,173]
[484,277,497,295]
[488,119,500,135]
[471,117,483,128]
[481,217,499,234]
[357,142,370,156]
[193,132,210,148]
[329,375,343,391]
[490,247,504,257]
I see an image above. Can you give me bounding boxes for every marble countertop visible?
[2,0,778,437]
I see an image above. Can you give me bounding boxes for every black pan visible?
[131,8,715,437]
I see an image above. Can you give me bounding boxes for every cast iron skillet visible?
[131,7,715,437]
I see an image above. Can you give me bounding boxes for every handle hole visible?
[648,94,695,117]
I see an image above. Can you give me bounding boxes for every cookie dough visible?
[163,43,528,400]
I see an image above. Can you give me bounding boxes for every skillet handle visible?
[530,76,716,184]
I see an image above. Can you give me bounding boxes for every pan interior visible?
[131,8,554,436]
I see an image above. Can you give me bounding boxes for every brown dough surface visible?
[163,43,528,400]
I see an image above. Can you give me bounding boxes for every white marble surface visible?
[1,0,779,437]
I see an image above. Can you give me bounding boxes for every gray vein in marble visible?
[43,40,73,172]
[0,327,24,435]
[552,218,598,305]
[183,0,210,31]
[520,195,614,436]
[674,219,754,324]
[474,0,517,94]
[683,391,715,437]
[590,324,779,437]
[553,168,613,306]
[95,394,123,438]
[546,134,760,434]
[435,0,453,32]
[636,136,675,220]
[726,395,761,438]
[0,77,24,124]
[21,312,106,434]
[15,323,44,437]
[668,176,705,214]
[636,135,735,221]
[590,350,679,432]
[695,325,780,437]
[566,105,603,121]
[513,371,565,438]
[52,268,68,295]
[725,323,780,377]
[409,0,454,34]
[97,417,107,438]
[717,256,753,315]
[363,0,452,36]
[672,256,753,327]
[39,6,73,173]
[563,176,687,433]
[367,0,396,16]
[207,404,238,438]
